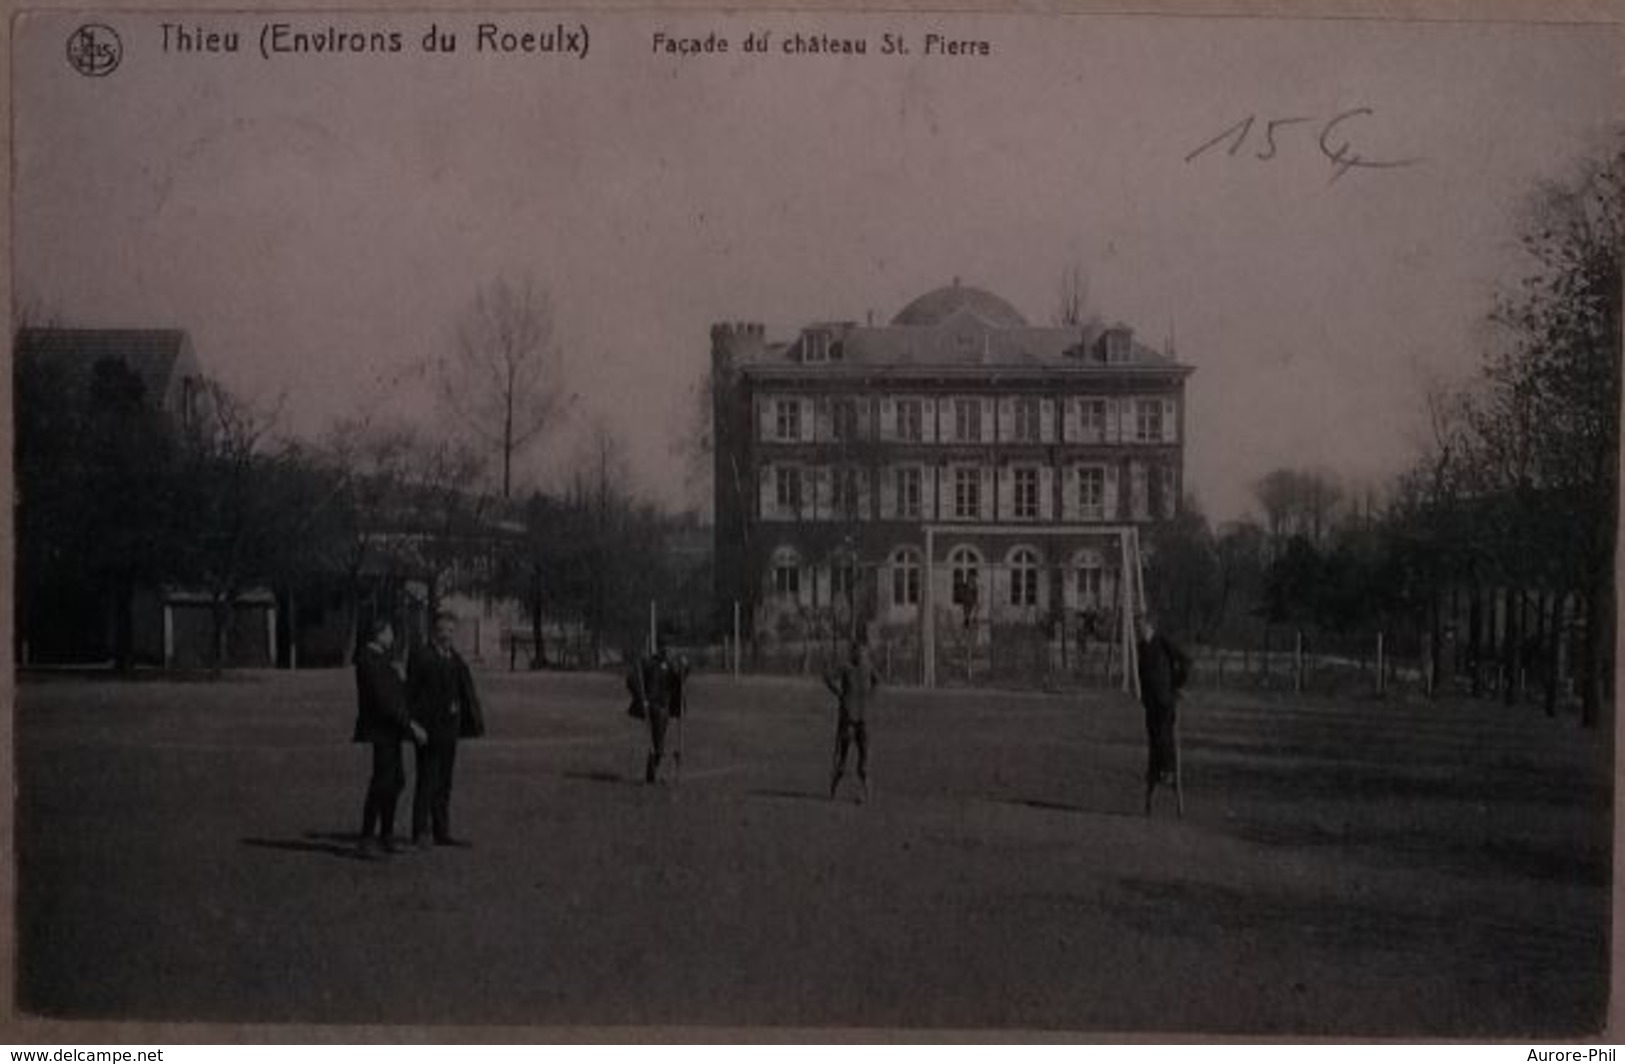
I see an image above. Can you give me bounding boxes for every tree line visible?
[1145,136,1621,727]
[16,277,698,672]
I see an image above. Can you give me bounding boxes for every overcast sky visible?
[15,11,1622,521]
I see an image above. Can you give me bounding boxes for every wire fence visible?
[495,589,1582,711]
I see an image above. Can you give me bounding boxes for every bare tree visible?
[174,383,308,673]
[528,418,672,666]
[1480,137,1623,725]
[680,371,715,514]
[395,431,491,617]
[437,276,568,499]
[1253,468,1344,550]
[319,417,422,659]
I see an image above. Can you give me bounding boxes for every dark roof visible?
[737,284,1189,375]
[892,282,1028,327]
[15,328,194,404]
[838,323,1178,369]
[747,324,1184,374]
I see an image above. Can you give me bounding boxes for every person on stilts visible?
[628,634,689,785]
[1136,613,1191,816]
[825,638,881,803]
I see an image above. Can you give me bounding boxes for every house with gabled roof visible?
[15,327,210,432]
[15,327,278,668]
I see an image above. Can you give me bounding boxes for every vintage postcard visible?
[8,2,1623,1039]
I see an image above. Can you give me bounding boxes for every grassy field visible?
[15,668,1613,1036]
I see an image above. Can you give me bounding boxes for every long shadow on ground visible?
[240,834,375,861]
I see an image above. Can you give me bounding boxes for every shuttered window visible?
[898,467,922,519]
[890,548,921,607]
[954,399,981,442]
[1079,466,1105,520]
[1135,399,1163,443]
[954,467,980,520]
[775,467,802,513]
[1079,399,1105,442]
[1013,397,1041,442]
[774,400,800,442]
[1013,467,1040,519]
[897,399,923,442]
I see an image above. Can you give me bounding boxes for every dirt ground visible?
[13,668,1613,1037]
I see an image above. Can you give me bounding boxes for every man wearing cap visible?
[352,617,425,857]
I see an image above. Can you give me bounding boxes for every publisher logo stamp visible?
[66,24,122,76]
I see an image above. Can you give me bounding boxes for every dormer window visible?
[1103,327,1133,365]
[803,329,832,363]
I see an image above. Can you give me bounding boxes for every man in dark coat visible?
[628,638,688,784]
[407,611,486,847]
[352,618,424,856]
[1136,613,1191,816]
[825,639,881,802]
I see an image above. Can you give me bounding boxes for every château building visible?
[710,280,1193,676]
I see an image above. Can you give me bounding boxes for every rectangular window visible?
[898,467,922,519]
[1131,462,1151,520]
[954,467,980,520]
[954,398,981,443]
[832,398,859,442]
[896,399,923,442]
[1079,399,1105,442]
[773,564,800,596]
[1013,397,1041,442]
[831,565,856,599]
[1013,467,1039,519]
[835,468,863,517]
[1136,400,1163,443]
[1160,466,1178,518]
[775,466,802,512]
[804,331,830,363]
[774,400,800,442]
[1079,466,1105,519]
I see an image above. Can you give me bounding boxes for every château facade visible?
[710,280,1194,650]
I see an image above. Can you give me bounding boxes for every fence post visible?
[1294,629,1304,694]
[732,599,742,680]
[1376,631,1386,697]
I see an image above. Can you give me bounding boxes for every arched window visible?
[1008,547,1041,608]
[949,545,982,610]
[770,546,801,599]
[890,547,921,608]
[830,548,858,603]
[1072,548,1103,611]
